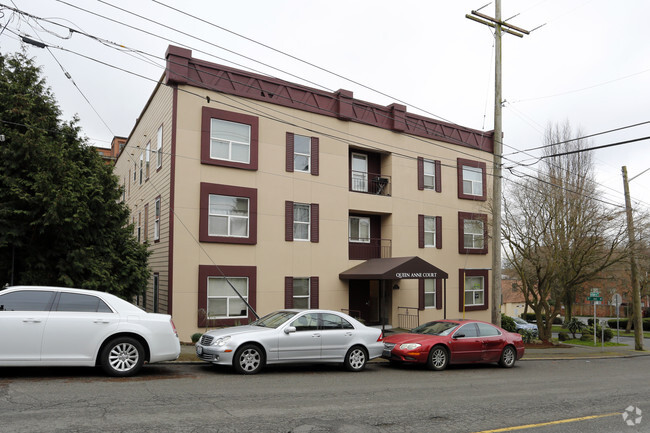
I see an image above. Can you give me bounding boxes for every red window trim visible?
[458,268,489,312]
[418,214,442,249]
[285,201,319,243]
[418,278,443,311]
[418,157,441,192]
[458,211,488,255]
[199,182,257,244]
[286,132,319,176]
[201,107,259,170]
[284,276,319,309]
[457,158,487,201]
[198,265,257,327]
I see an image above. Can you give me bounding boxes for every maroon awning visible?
[339,256,448,280]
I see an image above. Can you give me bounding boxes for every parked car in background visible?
[511,316,538,337]
[196,309,384,374]
[0,286,180,376]
[382,319,524,371]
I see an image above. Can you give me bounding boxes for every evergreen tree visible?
[0,51,149,300]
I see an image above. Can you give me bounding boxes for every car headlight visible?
[212,336,231,347]
[399,343,422,351]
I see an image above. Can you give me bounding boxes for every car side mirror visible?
[453,333,465,339]
[284,326,296,334]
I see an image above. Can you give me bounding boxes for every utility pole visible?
[466,2,529,327]
[622,166,645,351]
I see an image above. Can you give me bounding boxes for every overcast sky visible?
[2,0,650,212]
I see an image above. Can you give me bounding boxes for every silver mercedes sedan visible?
[195,309,384,374]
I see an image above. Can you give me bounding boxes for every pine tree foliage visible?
[0,51,150,299]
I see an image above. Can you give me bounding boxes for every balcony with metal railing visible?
[348,238,392,260]
[350,170,391,196]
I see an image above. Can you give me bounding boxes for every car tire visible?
[499,345,517,368]
[233,344,264,374]
[426,345,449,371]
[100,337,145,377]
[344,346,368,372]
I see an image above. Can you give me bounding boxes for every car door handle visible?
[312,333,321,338]
[23,319,41,323]
[345,332,353,337]
[94,320,110,324]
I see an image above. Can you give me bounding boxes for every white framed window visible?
[208,194,249,238]
[145,141,151,179]
[349,216,370,243]
[156,126,163,169]
[154,197,161,241]
[424,216,436,247]
[139,154,143,185]
[464,275,485,307]
[133,162,137,182]
[294,134,311,173]
[424,279,436,308]
[462,165,483,196]
[423,159,435,189]
[210,118,251,164]
[293,278,310,309]
[293,203,310,241]
[207,277,248,319]
[464,219,484,249]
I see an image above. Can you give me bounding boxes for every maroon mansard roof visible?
[164,45,494,153]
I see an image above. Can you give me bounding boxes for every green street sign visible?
[587,296,603,301]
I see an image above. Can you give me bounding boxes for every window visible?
[293,203,310,241]
[156,125,163,169]
[144,204,149,242]
[419,215,442,249]
[457,158,486,200]
[139,153,143,185]
[290,313,319,331]
[292,278,310,309]
[458,212,488,254]
[477,322,501,337]
[458,269,489,311]
[0,290,55,311]
[286,133,319,175]
[320,313,353,330]
[137,212,141,243]
[209,195,249,237]
[198,265,257,326]
[154,197,161,241]
[207,277,248,319]
[419,279,442,310]
[210,118,250,163]
[200,183,257,244]
[418,157,441,191]
[285,202,319,243]
[201,107,258,170]
[145,141,151,179]
[55,293,112,313]
[133,162,136,182]
[456,323,479,337]
[351,153,368,192]
[284,276,319,309]
[349,216,370,243]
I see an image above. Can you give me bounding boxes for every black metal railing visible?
[349,238,392,260]
[398,306,420,330]
[350,171,391,196]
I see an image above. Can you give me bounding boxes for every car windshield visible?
[251,311,297,328]
[410,321,459,336]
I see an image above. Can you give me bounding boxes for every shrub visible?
[191,332,203,343]
[565,318,585,339]
[582,325,613,342]
[501,314,517,333]
[520,312,562,324]
[519,329,536,343]
[606,318,650,331]
[558,331,569,341]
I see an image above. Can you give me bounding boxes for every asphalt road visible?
[0,357,648,433]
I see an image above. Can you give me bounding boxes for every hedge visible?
[607,318,650,331]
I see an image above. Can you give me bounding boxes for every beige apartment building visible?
[113,45,495,341]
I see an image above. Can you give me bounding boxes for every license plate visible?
[196,346,203,355]
[382,349,391,358]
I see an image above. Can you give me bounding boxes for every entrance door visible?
[348,280,381,325]
[351,153,368,192]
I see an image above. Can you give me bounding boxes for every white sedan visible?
[0,286,180,376]
[196,309,384,374]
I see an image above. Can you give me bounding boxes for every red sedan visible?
[382,319,524,370]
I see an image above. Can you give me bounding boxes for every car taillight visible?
[170,319,178,338]
[377,332,384,342]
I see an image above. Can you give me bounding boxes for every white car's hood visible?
[204,325,275,338]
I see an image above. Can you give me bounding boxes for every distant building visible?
[95,136,126,165]
[113,45,496,340]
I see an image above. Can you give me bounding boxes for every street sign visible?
[590,289,600,297]
[587,296,603,301]
[612,294,623,307]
